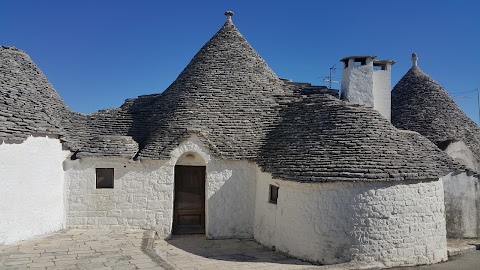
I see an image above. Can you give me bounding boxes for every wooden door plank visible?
[173,165,206,235]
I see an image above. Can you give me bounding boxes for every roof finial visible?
[225,11,234,22]
[412,52,418,67]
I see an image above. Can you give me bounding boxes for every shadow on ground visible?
[391,250,480,270]
[156,234,315,267]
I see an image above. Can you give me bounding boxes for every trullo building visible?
[392,58,480,239]
[1,11,478,268]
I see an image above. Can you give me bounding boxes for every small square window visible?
[96,168,114,189]
[269,185,279,204]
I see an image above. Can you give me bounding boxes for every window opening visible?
[96,168,114,188]
[269,185,279,204]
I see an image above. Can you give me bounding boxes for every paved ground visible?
[154,235,315,269]
[392,250,480,270]
[0,229,478,270]
[0,229,159,270]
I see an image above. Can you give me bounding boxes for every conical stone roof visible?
[137,15,290,159]
[0,46,70,142]
[258,94,453,182]
[0,14,460,182]
[127,14,456,182]
[0,46,135,155]
[392,66,480,159]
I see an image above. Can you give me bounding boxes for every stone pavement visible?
[154,235,316,270]
[0,229,159,270]
[0,229,380,270]
[445,238,479,257]
[392,250,480,270]
[1,229,478,270]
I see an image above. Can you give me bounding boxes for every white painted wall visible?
[373,68,392,121]
[443,140,480,172]
[442,172,479,238]
[341,58,374,107]
[206,160,256,238]
[341,57,393,121]
[441,140,480,238]
[64,135,256,239]
[254,172,447,267]
[0,136,69,245]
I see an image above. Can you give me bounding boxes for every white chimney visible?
[340,55,395,121]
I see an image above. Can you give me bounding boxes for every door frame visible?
[172,165,206,235]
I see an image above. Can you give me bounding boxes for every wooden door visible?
[173,165,206,234]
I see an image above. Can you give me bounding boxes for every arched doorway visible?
[173,152,206,235]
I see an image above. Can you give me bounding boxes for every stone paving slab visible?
[1,230,380,270]
[445,238,479,257]
[2,230,477,270]
[153,235,385,270]
[154,235,313,269]
[0,229,161,270]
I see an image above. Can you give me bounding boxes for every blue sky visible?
[1,1,479,122]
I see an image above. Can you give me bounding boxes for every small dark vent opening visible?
[269,185,279,204]
[437,139,458,151]
[373,64,386,70]
[354,58,366,66]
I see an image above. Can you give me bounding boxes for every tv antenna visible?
[451,88,480,124]
[321,65,340,89]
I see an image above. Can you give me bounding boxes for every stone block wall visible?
[341,58,374,107]
[254,172,447,267]
[64,135,255,239]
[65,158,174,235]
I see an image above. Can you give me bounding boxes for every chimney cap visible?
[373,59,396,65]
[340,55,377,63]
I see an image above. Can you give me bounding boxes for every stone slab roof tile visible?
[76,135,138,158]
[0,46,137,154]
[1,19,459,183]
[135,18,292,160]
[392,66,480,161]
[0,46,70,143]
[258,94,448,182]
[398,130,465,175]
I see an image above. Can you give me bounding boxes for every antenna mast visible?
[322,65,339,89]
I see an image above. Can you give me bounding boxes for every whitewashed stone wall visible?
[64,135,255,239]
[443,172,480,238]
[65,158,173,235]
[341,57,393,121]
[441,140,480,238]
[254,171,447,267]
[341,57,374,107]
[443,140,480,172]
[206,160,256,238]
[372,68,392,121]
[0,136,69,245]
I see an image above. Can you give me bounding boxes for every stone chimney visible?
[340,56,395,121]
